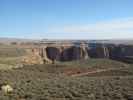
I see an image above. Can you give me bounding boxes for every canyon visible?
[22,41,133,64]
[0,40,133,100]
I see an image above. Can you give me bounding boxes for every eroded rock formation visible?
[88,43,109,58]
[22,43,90,64]
[22,48,44,65]
[22,42,133,65]
[108,44,133,63]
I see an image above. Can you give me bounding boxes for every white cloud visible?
[47,17,133,39]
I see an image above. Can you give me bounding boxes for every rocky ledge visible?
[22,42,133,64]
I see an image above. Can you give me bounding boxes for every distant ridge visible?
[0,37,133,45]
[0,37,39,44]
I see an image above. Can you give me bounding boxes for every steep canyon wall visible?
[22,43,133,64]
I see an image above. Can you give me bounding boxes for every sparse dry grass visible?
[0,60,132,100]
[0,45,133,100]
[0,45,25,70]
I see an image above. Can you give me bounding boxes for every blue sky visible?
[0,0,133,39]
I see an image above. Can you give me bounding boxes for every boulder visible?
[1,84,13,93]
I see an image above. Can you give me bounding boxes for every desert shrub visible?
[0,46,25,57]
[58,58,129,69]
[0,59,132,100]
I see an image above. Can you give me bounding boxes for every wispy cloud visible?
[46,17,133,39]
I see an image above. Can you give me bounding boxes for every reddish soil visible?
[63,68,100,76]
[63,68,124,77]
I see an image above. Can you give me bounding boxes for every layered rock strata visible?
[22,43,133,64]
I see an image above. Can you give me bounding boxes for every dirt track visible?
[63,67,127,77]
[70,68,124,77]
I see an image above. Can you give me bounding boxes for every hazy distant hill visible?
[0,37,39,44]
[90,39,133,45]
[0,37,133,45]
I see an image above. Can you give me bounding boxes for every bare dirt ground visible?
[63,67,131,77]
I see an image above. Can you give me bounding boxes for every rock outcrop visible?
[57,44,89,61]
[22,42,133,65]
[39,47,53,64]
[46,47,61,62]
[108,44,133,63]
[22,48,44,65]
[22,43,89,64]
[88,43,109,58]
[1,84,13,93]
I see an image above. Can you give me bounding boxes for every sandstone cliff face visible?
[22,43,133,65]
[108,44,133,63]
[88,43,109,58]
[61,46,88,61]
[88,43,133,63]
[46,47,61,62]
[22,43,89,64]
[22,48,44,65]
[39,47,53,64]
[45,46,89,62]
